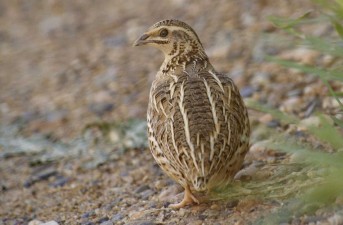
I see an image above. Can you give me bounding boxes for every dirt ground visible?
[1,1,343,225]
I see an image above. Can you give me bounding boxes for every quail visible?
[133,19,250,208]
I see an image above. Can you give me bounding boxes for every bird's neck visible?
[161,44,209,74]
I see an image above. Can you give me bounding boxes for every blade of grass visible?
[246,99,299,124]
[334,22,343,39]
[267,57,343,81]
[307,115,343,149]
[303,36,343,57]
[321,78,343,110]
[331,116,343,128]
[268,12,313,29]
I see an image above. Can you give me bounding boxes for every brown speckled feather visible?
[147,68,249,191]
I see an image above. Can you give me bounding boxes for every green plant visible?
[248,1,343,223]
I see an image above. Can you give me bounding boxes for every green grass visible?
[245,1,343,223]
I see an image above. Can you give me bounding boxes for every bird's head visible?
[133,19,207,61]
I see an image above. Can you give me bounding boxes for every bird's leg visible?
[169,185,199,209]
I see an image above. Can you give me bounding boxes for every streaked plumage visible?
[134,19,250,208]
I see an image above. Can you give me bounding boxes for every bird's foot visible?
[169,185,199,209]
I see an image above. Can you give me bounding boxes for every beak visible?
[133,33,150,47]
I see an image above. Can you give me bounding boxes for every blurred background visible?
[0,0,316,138]
[1,1,343,225]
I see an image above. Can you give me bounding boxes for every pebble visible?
[249,140,269,156]
[299,116,321,128]
[50,176,69,188]
[28,221,59,225]
[240,86,255,98]
[327,213,343,225]
[178,208,187,217]
[280,97,301,113]
[45,110,68,122]
[210,204,220,210]
[97,217,110,224]
[234,162,259,181]
[111,213,124,223]
[28,220,43,225]
[303,99,319,117]
[287,89,302,97]
[100,221,114,225]
[158,184,181,202]
[140,189,154,200]
[323,97,342,109]
[188,220,203,225]
[81,222,95,225]
[279,48,320,65]
[134,184,150,194]
[266,119,280,128]
[126,221,156,225]
[81,211,95,219]
[154,180,167,189]
[24,166,58,188]
[258,114,273,124]
[251,72,271,88]
[42,222,59,225]
[129,210,146,220]
[88,102,114,116]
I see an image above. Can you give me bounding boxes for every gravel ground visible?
[1,1,342,225]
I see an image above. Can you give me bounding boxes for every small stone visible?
[234,162,259,180]
[100,221,113,225]
[328,213,343,225]
[81,222,95,225]
[50,176,69,188]
[249,140,269,157]
[300,116,321,128]
[236,198,260,212]
[28,220,43,225]
[280,97,301,113]
[81,211,95,219]
[88,103,114,116]
[323,96,342,109]
[304,99,319,118]
[287,89,302,97]
[42,222,59,225]
[111,213,124,223]
[129,210,146,220]
[240,86,255,98]
[279,48,319,65]
[158,184,181,202]
[294,130,306,138]
[24,166,58,188]
[140,189,154,200]
[178,208,186,217]
[258,114,273,124]
[134,184,150,193]
[28,221,59,225]
[210,204,220,210]
[127,221,156,225]
[154,180,167,189]
[266,119,280,128]
[188,220,203,225]
[251,72,271,88]
[97,217,109,224]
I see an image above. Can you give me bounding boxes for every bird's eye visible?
[159,29,168,37]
